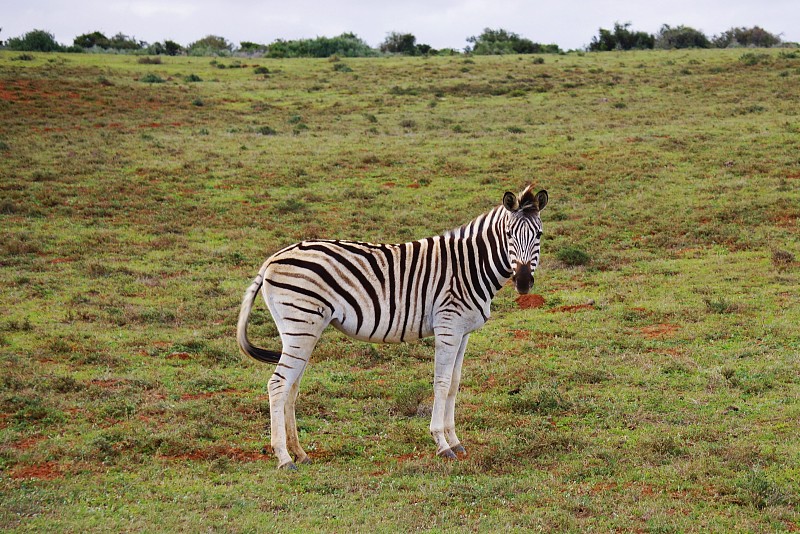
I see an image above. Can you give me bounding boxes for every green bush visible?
[265,32,377,58]
[140,74,166,84]
[656,24,710,49]
[467,28,561,55]
[6,29,64,52]
[557,246,591,266]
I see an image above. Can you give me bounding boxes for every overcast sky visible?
[3,0,798,51]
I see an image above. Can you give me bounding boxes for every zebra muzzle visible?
[513,263,533,294]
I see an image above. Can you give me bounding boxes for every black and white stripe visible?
[237,185,548,469]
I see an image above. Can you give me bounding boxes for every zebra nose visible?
[513,263,533,294]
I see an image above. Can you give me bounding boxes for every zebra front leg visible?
[430,329,464,459]
[444,334,469,457]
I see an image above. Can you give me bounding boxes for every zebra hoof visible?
[451,444,467,457]
[297,456,313,465]
[278,461,298,471]
[438,448,457,460]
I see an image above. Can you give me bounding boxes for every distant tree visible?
[713,26,781,48]
[74,31,111,49]
[381,32,417,54]
[656,25,710,49]
[590,22,654,51]
[108,32,144,50]
[163,40,183,56]
[239,41,267,53]
[467,28,561,55]
[266,33,376,58]
[6,29,64,52]
[188,35,233,55]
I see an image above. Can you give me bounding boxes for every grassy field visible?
[1,48,799,531]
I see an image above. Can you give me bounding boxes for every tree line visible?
[0,24,790,57]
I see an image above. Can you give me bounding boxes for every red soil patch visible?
[515,294,545,309]
[549,303,594,313]
[168,351,192,360]
[180,388,238,401]
[510,329,531,340]
[90,378,128,389]
[640,323,680,339]
[11,435,46,450]
[161,445,270,463]
[10,461,63,480]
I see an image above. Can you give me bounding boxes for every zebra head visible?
[502,186,548,294]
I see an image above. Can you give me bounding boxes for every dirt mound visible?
[516,294,545,309]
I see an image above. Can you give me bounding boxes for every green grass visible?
[1,49,799,531]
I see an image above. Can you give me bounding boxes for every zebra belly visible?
[330,313,435,344]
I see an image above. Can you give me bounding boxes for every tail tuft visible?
[237,269,281,364]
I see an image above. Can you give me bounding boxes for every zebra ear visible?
[503,191,519,212]
[535,190,548,211]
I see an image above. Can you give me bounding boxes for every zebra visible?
[237,185,548,469]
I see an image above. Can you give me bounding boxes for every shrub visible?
[590,22,654,51]
[656,24,710,49]
[265,33,377,58]
[467,28,562,55]
[713,26,781,48]
[557,246,591,266]
[108,32,143,50]
[140,74,166,83]
[74,31,111,49]
[188,35,233,56]
[184,73,202,82]
[381,32,418,55]
[253,66,270,75]
[6,29,64,52]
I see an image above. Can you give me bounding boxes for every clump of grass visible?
[274,198,305,214]
[739,52,772,66]
[257,126,277,136]
[140,73,165,84]
[703,295,739,314]
[391,381,429,417]
[192,98,204,107]
[254,66,270,75]
[13,54,35,61]
[137,57,162,65]
[509,383,571,415]
[400,119,417,130]
[556,246,591,267]
[184,73,202,82]
[332,63,353,73]
[735,468,793,509]
[507,126,526,134]
[771,249,795,270]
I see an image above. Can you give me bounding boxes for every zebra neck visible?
[442,206,513,295]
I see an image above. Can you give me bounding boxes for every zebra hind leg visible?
[285,381,311,465]
[267,334,317,470]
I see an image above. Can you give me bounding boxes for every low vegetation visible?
[1,48,798,531]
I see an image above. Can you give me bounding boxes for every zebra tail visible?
[237,265,282,364]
